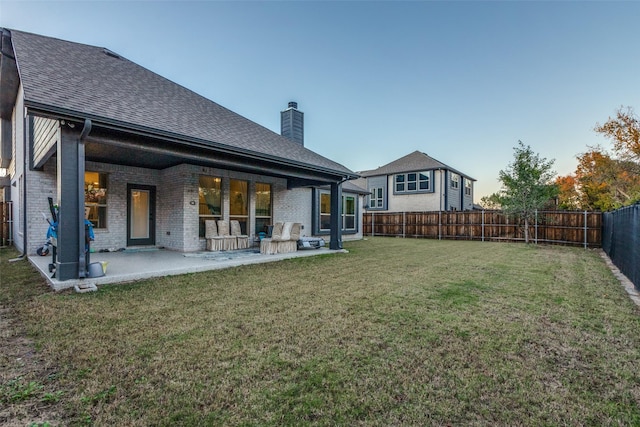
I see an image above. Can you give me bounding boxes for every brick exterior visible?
[10,91,361,255]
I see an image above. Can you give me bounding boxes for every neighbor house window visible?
[451,173,459,189]
[395,174,405,192]
[316,190,357,233]
[85,172,107,228]
[370,187,384,208]
[395,172,431,193]
[255,182,272,235]
[465,179,472,196]
[230,179,248,234]
[418,172,430,190]
[199,176,222,237]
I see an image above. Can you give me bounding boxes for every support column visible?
[56,125,84,281]
[329,181,342,250]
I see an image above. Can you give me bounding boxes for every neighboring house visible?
[0,28,359,281]
[359,151,475,212]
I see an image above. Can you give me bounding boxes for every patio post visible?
[55,125,83,280]
[329,181,342,250]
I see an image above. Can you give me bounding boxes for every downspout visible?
[437,168,443,212]
[77,119,92,277]
[20,112,29,257]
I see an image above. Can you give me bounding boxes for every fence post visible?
[535,210,538,245]
[438,210,442,240]
[584,210,587,249]
[371,212,375,237]
[403,211,406,238]
[481,210,485,242]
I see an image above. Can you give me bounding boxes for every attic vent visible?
[102,48,121,59]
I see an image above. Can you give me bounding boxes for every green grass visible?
[2,238,640,425]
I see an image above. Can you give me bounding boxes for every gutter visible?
[23,102,359,181]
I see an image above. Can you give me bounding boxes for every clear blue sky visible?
[2,1,639,199]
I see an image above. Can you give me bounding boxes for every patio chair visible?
[230,220,249,249]
[260,222,282,255]
[259,222,301,254]
[276,222,297,253]
[205,220,223,251]
[217,220,238,251]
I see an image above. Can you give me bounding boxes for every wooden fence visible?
[0,201,12,247]
[363,210,602,248]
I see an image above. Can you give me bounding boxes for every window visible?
[419,172,430,190]
[465,179,472,196]
[451,173,459,189]
[320,192,331,231]
[199,176,221,237]
[343,195,356,230]
[255,183,272,235]
[316,190,357,233]
[230,179,248,234]
[85,172,107,228]
[394,172,431,193]
[369,187,384,208]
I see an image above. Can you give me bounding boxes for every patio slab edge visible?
[29,248,348,291]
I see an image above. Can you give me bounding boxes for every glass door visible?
[127,184,156,246]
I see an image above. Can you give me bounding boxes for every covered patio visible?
[1,29,359,287]
[29,246,346,291]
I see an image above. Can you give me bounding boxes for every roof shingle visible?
[359,150,474,180]
[7,29,355,177]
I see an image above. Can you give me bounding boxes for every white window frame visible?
[369,187,384,208]
[465,179,472,196]
[343,195,356,231]
[316,190,358,234]
[394,172,431,193]
[451,173,459,189]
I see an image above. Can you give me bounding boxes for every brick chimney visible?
[280,101,304,146]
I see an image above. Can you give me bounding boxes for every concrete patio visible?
[29,246,345,291]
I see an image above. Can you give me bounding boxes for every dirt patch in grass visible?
[0,251,64,426]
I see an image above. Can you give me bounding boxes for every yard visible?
[2,238,640,426]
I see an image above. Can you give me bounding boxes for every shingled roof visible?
[359,150,474,180]
[6,28,355,178]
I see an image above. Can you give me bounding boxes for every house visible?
[358,151,475,212]
[0,28,361,281]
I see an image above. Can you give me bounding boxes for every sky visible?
[1,1,639,200]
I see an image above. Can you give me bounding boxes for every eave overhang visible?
[24,101,358,185]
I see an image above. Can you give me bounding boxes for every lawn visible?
[2,238,640,426]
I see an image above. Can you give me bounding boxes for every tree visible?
[595,106,640,162]
[489,141,557,243]
[480,193,502,210]
[555,174,580,210]
[574,148,640,210]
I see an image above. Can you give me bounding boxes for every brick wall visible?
[22,155,357,254]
